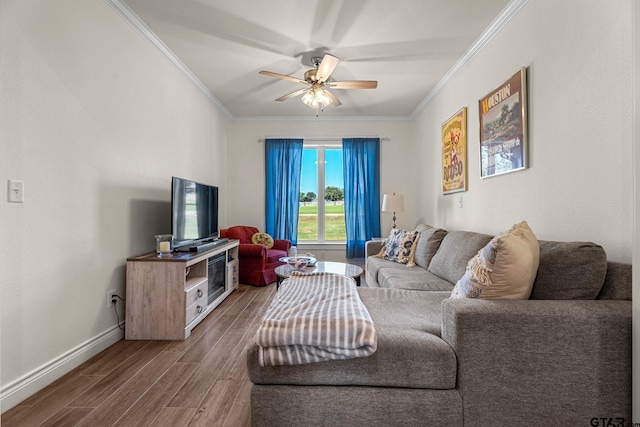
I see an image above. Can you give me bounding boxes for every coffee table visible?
[275,261,363,289]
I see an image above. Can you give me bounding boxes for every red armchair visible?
[220,226,291,286]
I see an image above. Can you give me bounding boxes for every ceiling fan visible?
[259,53,377,114]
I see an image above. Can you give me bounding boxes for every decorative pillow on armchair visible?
[251,232,274,249]
[451,221,540,299]
[376,228,420,266]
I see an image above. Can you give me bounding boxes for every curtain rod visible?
[257,136,391,143]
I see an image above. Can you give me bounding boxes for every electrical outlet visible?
[107,289,117,308]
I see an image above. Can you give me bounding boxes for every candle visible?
[159,241,171,252]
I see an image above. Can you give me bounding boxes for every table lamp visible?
[381,193,404,229]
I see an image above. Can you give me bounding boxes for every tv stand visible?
[125,239,239,340]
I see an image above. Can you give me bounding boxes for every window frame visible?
[299,141,345,244]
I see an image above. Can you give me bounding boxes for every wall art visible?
[479,67,528,178]
[442,107,468,194]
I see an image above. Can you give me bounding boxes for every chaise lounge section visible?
[247,224,632,426]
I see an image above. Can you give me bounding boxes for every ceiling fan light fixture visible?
[317,89,332,106]
[301,90,313,105]
[301,86,332,109]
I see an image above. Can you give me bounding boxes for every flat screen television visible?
[171,176,219,249]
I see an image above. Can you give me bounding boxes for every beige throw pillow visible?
[451,221,540,299]
[376,228,420,266]
[251,232,274,249]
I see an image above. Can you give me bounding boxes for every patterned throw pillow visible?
[251,232,275,249]
[451,221,540,299]
[376,229,420,266]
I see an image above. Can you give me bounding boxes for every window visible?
[298,144,345,242]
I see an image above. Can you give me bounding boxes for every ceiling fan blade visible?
[328,80,378,89]
[325,89,342,106]
[259,70,306,85]
[315,54,340,83]
[275,88,309,102]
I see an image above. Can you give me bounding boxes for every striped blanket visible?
[256,272,377,366]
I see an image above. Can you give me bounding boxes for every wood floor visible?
[2,283,277,427]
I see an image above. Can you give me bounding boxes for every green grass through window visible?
[298,204,346,240]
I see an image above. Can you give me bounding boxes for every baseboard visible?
[1,323,125,413]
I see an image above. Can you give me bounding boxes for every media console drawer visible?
[185,279,207,308]
[185,300,206,326]
[227,259,239,290]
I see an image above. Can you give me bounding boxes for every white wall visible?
[0,0,230,410]
[413,0,633,263]
[227,120,415,261]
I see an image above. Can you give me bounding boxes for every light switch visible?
[457,196,463,208]
[8,180,24,203]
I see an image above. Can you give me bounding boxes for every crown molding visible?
[233,115,412,123]
[104,0,234,120]
[409,0,528,120]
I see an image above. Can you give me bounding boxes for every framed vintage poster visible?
[478,67,528,178]
[442,107,467,194]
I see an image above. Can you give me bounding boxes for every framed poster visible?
[479,67,528,178]
[441,107,467,194]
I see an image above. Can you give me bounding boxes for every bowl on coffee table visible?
[280,256,317,271]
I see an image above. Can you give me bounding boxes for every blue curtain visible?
[265,139,303,245]
[342,138,381,258]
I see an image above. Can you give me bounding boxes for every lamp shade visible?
[381,193,404,213]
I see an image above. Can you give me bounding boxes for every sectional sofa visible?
[247,224,632,426]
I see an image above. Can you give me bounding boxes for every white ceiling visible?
[119,0,512,120]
